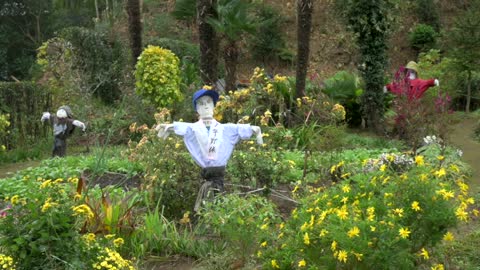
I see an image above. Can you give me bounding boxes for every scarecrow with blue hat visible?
[156,88,263,211]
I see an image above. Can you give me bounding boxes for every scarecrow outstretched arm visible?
[72,120,86,131]
[156,123,174,139]
[251,125,263,145]
[41,112,51,122]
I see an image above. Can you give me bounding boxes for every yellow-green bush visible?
[0,113,9,151]
[134,45,182,109]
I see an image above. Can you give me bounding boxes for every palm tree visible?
[295,0,313,99]
[126,0,142,65]
[207,0,255,92]
[197,0,219,86]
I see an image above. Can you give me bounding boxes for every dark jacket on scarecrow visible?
[41,106,86,157]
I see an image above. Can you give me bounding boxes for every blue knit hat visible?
[192,89,219,110]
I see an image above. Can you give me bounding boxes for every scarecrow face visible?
[407,69,417,80]
[196,95,214,119]
[56,109,67,118]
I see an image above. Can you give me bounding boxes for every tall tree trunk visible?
[295,0,313,99]
[126,0,142,65]
[466,70,471,112]
[224,41,238,92]
[94,0,100,20]
[197,0,219,86]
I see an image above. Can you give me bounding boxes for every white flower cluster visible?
[423,135,442,145]
[363,153,414,173]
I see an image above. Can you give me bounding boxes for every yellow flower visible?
[431,263,444,270]
[113,238,124,247]
[434,168,446,177]
[399,227,411,239]
[393,208,404,217]
[298,259,306,267]
[41,197,58,212]
[337,206,348,220]
[347,226,360,238]
[180,212,191,224]
[319,229,329,237]
[331,240,337,251]
[271,259,280,269]
[303,232,310,245]
[380,164,387,172]
[203,85,213,90]
[415,155,425,166]
[437,155,445,161]
[261,241,267,247]
[10,195,19,205]
[353,252,363,261]
[443,231,454,242]
[72,204,94,219]
[411,201,421,211]
[455,208,468,221]
[418,248,429,259]
[337,250,348,263]
[342,185,351,193]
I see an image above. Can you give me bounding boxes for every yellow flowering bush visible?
[0,113,10,152]
[0,254,15,270]
[260,151,474,269]
[0,174,85,269]
[135,45,182,109]
[82,234,134,270]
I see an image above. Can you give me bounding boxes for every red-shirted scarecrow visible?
[385,61,439,100]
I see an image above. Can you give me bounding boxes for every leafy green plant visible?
[198,194,281,262]
[409,23,438,53]
[321,71,364,127]
[134,45,183,109]
[125,120,199,218]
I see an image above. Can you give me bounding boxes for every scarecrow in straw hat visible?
[385,61,439,100]
[156,88,263,212]
[41,106,86,157]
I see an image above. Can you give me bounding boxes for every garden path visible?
[447,116,480,193]
[0,160,40,179]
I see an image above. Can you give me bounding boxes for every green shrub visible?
[248,4,291,63]
[198,194,281,260]
[172,0,196,22]
[409,23,438,53]
[134,45,183,109]
[321,71,364,127]
[58,27,125,104]
[125,121,199,218]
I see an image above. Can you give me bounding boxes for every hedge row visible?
[0,82,52,149]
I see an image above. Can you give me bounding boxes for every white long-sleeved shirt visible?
[173,120,253,168]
